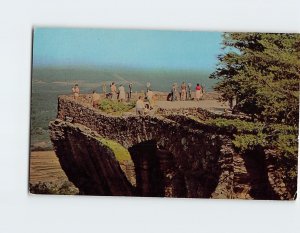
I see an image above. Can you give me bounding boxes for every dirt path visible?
[29,151,68,184]
[155,99,230,114]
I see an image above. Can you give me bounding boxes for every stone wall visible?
[49,95,295,199]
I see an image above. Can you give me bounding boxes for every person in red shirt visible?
[195,83,202,101]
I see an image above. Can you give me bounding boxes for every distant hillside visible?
[32,66,217,92]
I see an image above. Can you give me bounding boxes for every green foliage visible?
[206,118,268,151]
[206,117,298,159]
[29,181,79,195]
[99,138,131,162]
[204,116,298,195]
[210,33,300,125]
[273,134,298,157]
[206,118,263,133]
[233,133,267,151]
[99,99,135,114]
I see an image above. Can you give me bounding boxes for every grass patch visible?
[98,99,135,115]
[99,138,131,162]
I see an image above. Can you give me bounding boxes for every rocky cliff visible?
[49,95,295,199]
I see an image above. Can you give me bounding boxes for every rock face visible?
[49,95,295,199]
[49,120,134,196]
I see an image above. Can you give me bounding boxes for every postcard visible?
[29,28,299,200]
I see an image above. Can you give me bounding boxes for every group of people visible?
[108,82,128,102]
[72,80,205,115]
[100,82,133,102]
[135,90,155,115]
[170,82,204,101]
[72,82,133,103]
[72,84,101,108]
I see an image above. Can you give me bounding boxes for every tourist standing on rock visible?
[72,84,80,100]
[180,82,187,101]
[91,90,101,108]
[110,82,117,100]
[171,83,178,101]
[128,83,133,100]
[118,84,126,102]
[187,83,192,100]
[136,96,145,115]
[146,89,154,109]
[195,83,202,101]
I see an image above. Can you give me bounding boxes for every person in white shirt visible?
[146,89,154,108]
[118,84,126,102]
[110,82,117,100]
[136,96,145,115]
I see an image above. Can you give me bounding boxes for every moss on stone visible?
[98,138,131,162]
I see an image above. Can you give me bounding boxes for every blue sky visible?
[33,28,222,71]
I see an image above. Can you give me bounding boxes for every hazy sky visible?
[33,28,222,71]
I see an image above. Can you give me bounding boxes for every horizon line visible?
[32,64,215,73]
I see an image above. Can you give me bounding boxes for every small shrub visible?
[29,181,79,195]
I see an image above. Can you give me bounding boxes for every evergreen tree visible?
[210,33,300,125]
